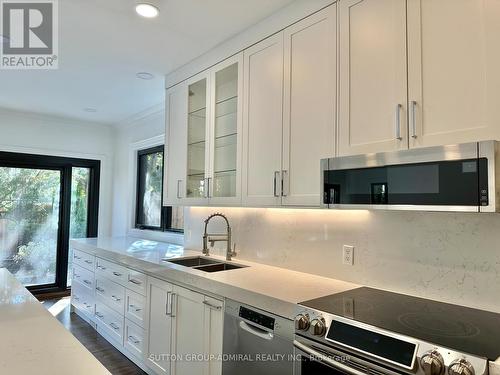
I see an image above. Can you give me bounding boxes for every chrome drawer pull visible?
[95,312,104,318]
[96,287,105,293]
[111,295,121,302]
[128,335,140,344]
[109,322,120,330]
[73,296,80,301]
[135,307,142,312]
[84,260,93,264]
[112,271,122,277]
[203,300,222,310]
[74,273,80,278]
[128,278,142,285]
[83,279,92,285]
[74,255,82,260]
[97,265,106,270]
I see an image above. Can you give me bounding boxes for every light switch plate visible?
[343,245,354,266]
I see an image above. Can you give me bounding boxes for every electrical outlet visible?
[343,245,354,266]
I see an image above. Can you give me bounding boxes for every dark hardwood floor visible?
[42,297,147,375]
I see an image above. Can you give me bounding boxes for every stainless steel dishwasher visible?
[222,299,294,375]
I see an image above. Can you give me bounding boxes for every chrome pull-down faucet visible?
[202,213,236,261]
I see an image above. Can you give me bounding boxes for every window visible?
[135,146,183,232]
[0,151,100,293]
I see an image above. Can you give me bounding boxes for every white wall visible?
[185,207,500,314]
[111,106,183,244]
[0,107,115,237]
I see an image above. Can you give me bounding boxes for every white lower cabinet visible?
[146,277,224,375]
[70,250,224,375]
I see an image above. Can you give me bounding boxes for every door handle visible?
[177,179,182,199]
[165,291,171,316]
[170,293,177,318]
[239,321,273,341]
[395,104,403,140]
[273,171,281,197]
[410,100,418,139]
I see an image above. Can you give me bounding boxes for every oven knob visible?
[295,314,310,331]
[420,351,445,375]
[310,317,326,336]
[448,359,475,375]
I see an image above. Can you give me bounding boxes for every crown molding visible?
[114,101,165,130]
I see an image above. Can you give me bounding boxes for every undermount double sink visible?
[163,256,248,273]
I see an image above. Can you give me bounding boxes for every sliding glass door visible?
[0,152,99,293]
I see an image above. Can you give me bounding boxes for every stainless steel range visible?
[294,287,500,375]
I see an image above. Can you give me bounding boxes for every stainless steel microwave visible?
[321,141,500,212]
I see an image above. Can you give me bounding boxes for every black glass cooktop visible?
[301,287,500,361]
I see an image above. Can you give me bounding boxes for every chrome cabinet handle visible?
[111,295,121,302]
[74,273,80,278]
[129,304,142,312]
[73,295,80,301]
[395,103,403,140]
[281,170,288,197]
[128,335,140,344]
[84,259,92,264]
[96,287,104,293]
[165,291,171,316]
[273,171,281,197]
[95,312,104,318]
[202,300,222,310]
[74,255,82,260]
[96,265,106,270]
[410,100,418,139]
[204,177,211,198]
[112,271,122,277]
[109,322,120,330]
[128,278,142,285]
[177,179,182,199]
[83,279,92,285]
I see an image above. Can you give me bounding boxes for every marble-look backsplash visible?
[184,207,500,313]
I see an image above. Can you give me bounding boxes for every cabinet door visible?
[164,83,188,206]
[338,0,408,156]
[407,0,500,148]
[171,286,205,375]
[146,278,174,375]
[242,33,284,206]
[203,297,223,375]
[207,54,244,206]
[185,72,211,205]
[282,4,337,206]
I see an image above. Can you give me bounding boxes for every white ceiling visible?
[0,0,295,125]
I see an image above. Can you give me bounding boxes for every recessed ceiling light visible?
[136,72,155,80]
[135,3,160,18]
[83,108,97,113]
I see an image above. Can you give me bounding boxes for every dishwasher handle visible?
[239,321,274,341]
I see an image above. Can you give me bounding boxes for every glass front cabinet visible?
[164,53,243,206]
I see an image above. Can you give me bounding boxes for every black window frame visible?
[135,145,182,233]
[0,151,100,295]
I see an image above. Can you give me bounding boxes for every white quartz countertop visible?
[0,268,110,374]
[71,236,359,319]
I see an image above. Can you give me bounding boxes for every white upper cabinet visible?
[282,4,337,206]
[407,0,500,148]
[338,0,408,156]
[207,54,244,206]
[242,33,285,207]
[164,83,188,206]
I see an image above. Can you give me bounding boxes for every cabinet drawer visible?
[125,289,146,328]
[73,249,95,271]
[124,319,146,360]
[72,264,94,292]
[95,300,124,345]
[72,283,95,317]
[95,275,125,314]
[126,269,147,296]
[95,257,128,285]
